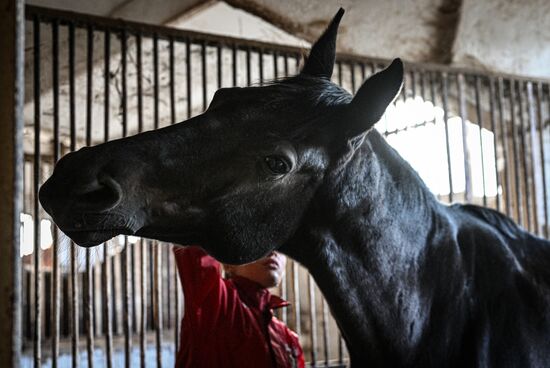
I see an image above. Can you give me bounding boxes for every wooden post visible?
[0,0,24,366]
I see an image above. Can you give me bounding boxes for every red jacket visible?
[174,246,305,368]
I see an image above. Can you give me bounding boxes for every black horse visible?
[39,9,550,367]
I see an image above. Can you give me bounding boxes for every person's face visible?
[226,252,287,289]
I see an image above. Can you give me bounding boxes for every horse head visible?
[39,8,403,265]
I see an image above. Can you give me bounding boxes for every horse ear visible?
[301,8,345,79]
[347,58,404,134]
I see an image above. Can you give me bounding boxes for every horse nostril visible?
[74,174,123,213]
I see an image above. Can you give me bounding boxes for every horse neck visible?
[287,130,454,363]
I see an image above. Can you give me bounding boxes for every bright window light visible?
[378,96,498,198]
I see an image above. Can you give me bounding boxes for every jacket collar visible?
[231,275,290,311]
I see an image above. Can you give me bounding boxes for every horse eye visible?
[264,156,291,175]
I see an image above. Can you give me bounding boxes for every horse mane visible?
[457,203,537,241]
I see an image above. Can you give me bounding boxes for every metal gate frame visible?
[10,3,550,368]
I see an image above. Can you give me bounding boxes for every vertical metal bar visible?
[165,245,171,329]
[258,48,264,85]
[308,275,317,366]
[169,37,176,125]
[510,80,523,224]
[488,78,501,212]
[217,45,222,89]
[33,16,42,368]
[169,39,179,351]
[273,51,278,80]
[337,61,342,87]
[474,76,488,206]
[186,39,192,118]
[420,70,426,102]
[152,36,163,367]
[321,299,329,366]
[246,47,251,87]
[281,263,287,325]
[497,77,512,216]
[292,262,301,336]
[102,29,113,368]
[0,0,23,365]
[338,334,344,365]
[401,66,407,102]
[140,240,147,368]
[441,73,454,202]
[410,70,417,98]
[457,74,472,202]
[154,242,163,368]
[232,44,237,87]
[350,62,356,93]
[526,82,540,234]
[51,18,60,368]
[201,41,207,111]
[121,29,132,368]
[517,81,532,230]
[85,24,95,368]
[537,82,549,238]
[135,32,146,368]
[68,21,79,368]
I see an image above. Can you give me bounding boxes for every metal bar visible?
[136,34,143,133]
[292,262,301,336]
[102,29,113,368]
[0,0,23,365]
[259,48,264,85]
[410,70,417,98]
[246,47,251,87]
[273,51,278,80]
[186,39,192,118]
[169,37,176,124]
[441,73,454,202]
[350,62,356,93]
[51,18,61,368]
[497,77,512,216]
[338,334,344,365]
[488,78,501,212]
[337,61,342,87]
[23,5,550,85]
[120,29,132,368]
[85,24,95,368]
[308,275,317,366]
[68,21,80,368]
[322,299,329,366]
[165,245,172,329]
[510,80,523,224]
[232,44,237,87]
[140,240,148,368]
[457,73,472,202]
[202,41,207,111]
[154,242,163,368]
[474,76,488,206]
[537,82,549,238]
[526,82,540,235]
[517,81,532,230]
[217,45,222,89]
[281,263,287,325]
[33,16,42,368]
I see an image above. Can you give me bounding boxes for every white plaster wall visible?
[452,0,550,79]
[226,0,445,62]
[168,2,308,47]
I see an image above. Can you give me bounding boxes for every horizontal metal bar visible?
[24,5,550,85]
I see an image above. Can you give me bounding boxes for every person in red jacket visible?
[174,246,305,368]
